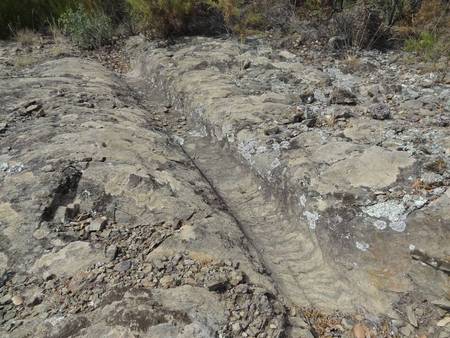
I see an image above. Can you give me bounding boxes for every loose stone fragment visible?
[89,217,107,232]
[11,295,23,306]
[159,275,175,288]
[330,87,357,105]
[229,270,244,286]
[206,277,229,293]
[26,292,42,307]
[0,294,11,305]
[105,245,118,261]
[406,306,418,327]
[25,103,42,114]
[437,317,450,327]
[352,323,370,338]
[114,260,132,272]
[432,299,450,311]
[368,103,391,120]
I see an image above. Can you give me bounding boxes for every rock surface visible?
[0,35,449,338]
[0,40,286,338]
[128,35,450,333]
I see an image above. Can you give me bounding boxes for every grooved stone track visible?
[2,36,449,338]
[129,77,368,312]
[128,36,450,320]
[181,135,360,310]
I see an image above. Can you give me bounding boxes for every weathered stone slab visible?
[130,36,450,319]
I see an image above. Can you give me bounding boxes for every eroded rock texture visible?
[129,36,449,330]
[0,45,286,338]
[0,35,449,338]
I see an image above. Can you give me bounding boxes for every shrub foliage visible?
[0,0,76,38]
[0,0,448,57]
[126,0,222,37]
[58,5,113,49]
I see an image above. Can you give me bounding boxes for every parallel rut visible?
[128,78,363,312]
[180,135,359,311]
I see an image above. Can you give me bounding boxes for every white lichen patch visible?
[1,162,25,175]
[272,141,290,152]
[363,195,428,232]
[0,162,8,171]
[257,145,268,154]
[239,139,283,182]
[270,158,281,170]
[303,211,319,230]
[356,241,370,252]
[238,140,258,165]
[413,196,427,208]
[172,135,185,146]
[364,200,406,221]
[364,200,406,232]
[373,219,387,230]
[389,215,408,232]
[266,157,282,182]
[299,194,306,207]
[189,125,208,137]
[221,123,235,143]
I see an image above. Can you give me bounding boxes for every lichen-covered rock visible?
[1,34,449,338]
[129,36,450,326]
[0,41,287,338]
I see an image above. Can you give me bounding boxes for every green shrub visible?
[0,0,125,40]
[126,0,228,37]
[85,0,131,24]
[405,31,449,60]
[0,0,77,39]
[125,0,291,37]
[127,0,192,36]
[58,5,113,49]
[405,31,437,52]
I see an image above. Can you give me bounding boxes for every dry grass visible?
[412,0,450,32]
[14,55,37,69]
[341,52,361,72]
[49,24,71,57]
[323,114,337,127]
[14,29,41,46]
[189,251,215,266]
[402,0,450,60]
[425,158,447,174]
[391,25,416,40]
[49,22,66,43]
[50,45,67,57]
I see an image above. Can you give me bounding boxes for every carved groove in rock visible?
[180,136,361,311]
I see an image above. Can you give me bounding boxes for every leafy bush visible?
[126,0,296,37]
[0,0,76,38]
[233,0,293,33]
[85,0,131,24]
[405,31,437,51]
[405,31,449,60]
[126,0,229,37]
[0,0,127,39]
[58,5,113,49]
[403,0,450,59]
